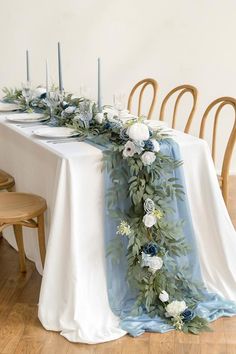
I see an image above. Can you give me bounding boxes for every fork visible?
[46,137,85,144]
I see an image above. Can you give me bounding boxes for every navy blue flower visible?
[40,92,47,99]
[143,242,159,256]
[181,308,195,322]
[144,140,154,151]
[104,122,111,129]
[149,129,153,138]
[62,101,69,109]
[120,128,129,141]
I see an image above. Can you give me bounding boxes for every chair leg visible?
[37,213,46,268]
[13,225,26,273]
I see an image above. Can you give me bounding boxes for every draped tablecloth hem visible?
[38,314,127,344]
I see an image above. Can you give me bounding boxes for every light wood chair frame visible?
[199,96,236,206]
[127,78,158,119]
[0,170,15,239]
[0,169,15,191]
[159,84,198,133]
[0,193,47,272]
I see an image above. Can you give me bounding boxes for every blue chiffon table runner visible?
[96,138,236,336]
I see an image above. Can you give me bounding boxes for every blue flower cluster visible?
[144,139,154,151]
[143,242,159,256]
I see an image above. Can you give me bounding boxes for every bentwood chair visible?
[0,170,15,238]
[127,78,158,119]
[0,169,15,191]
[0,192,47,272]
[199,97,236,206]
[159,85,198,133]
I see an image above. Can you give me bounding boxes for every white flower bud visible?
[159,290,169,303]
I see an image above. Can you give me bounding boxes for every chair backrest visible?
[159,84,198,133]
[127,78,158,119]
[199,97,236,203]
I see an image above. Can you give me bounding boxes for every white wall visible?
[0,0,235,172]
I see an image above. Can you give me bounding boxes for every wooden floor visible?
[0,177,236,354]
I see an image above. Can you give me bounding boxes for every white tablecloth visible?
[0,117,236,344]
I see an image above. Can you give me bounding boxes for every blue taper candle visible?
[26,50,30,82]
[57,42,63,93]
[97,57,102,112]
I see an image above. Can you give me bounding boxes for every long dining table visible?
[0,114,236,344]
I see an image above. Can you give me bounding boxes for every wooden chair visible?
[0,169,15,191]
[159,85,198,133]
[0,192,47,272]
[127,78,158,119]
[0,170,15,239]
[199,97,236,206]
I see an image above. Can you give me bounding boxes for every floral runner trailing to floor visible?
[3,87,236,335]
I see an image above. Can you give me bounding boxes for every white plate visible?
[6,113,48,123]
[144,119,168,131]
[0,102,19,112]
[34,127,78,138]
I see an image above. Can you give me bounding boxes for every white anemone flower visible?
[123,141,137,158]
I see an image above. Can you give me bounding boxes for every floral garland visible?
[3,87,210,334]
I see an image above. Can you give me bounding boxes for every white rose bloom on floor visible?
[143,214,157,228]
[159,290,169,302]
[141,151,156,166]
[123,141,137,158]
[128,122,150,141]
[166,301,187,318]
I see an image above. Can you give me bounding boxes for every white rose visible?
[123,141,136,158]
[166,301,187,318]
[64,106,76,114]
[94,113,104,124]
[141,252,151,267]
[159,290,169,303]
[148,256,163,273]
[144,198,155,214]
[33,87,46,99]
[103,107,118,121]
[128,122,150,141]
[143,214,157,228]
[141,151,156,166]
[150,139,160,153]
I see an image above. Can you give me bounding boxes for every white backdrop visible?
[0,0,235,172]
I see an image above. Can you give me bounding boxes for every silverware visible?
[46,137,85,144]
[16,122,48,128]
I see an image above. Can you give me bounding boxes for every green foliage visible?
[2,87,22,102]
[102,133,209,333]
